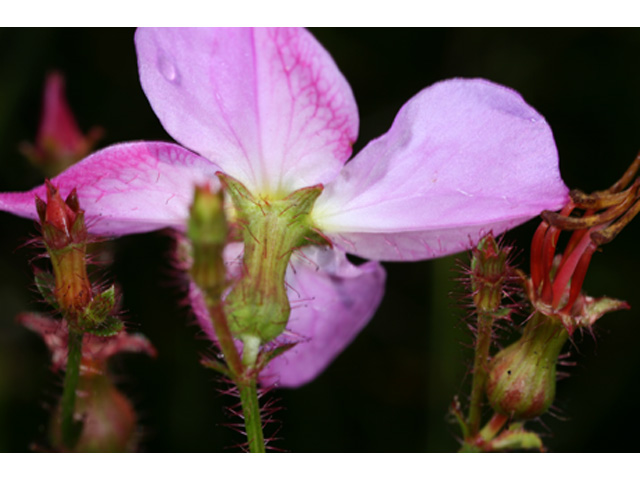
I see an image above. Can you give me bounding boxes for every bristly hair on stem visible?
[452,232,526,447]
[213,375,284,452]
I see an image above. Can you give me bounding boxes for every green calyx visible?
[218,173,328,345]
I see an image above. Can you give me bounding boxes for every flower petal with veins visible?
[261,247,385,387]
[0,29,569,389]
[313,79,569,261]
[0,142,220,236]
[136,28,358,195]
[189,244,385,388]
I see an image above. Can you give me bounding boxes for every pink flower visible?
[0,28,568,387]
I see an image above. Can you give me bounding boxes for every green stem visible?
[238,379,266,453]
[60,329,84,449]
[479,412,509,442]
[208,304,266,453]
[467,312,494,436]
[208,302,244,377]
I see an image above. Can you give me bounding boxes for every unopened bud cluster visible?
[35,181,122,336]
[27,184,155,451]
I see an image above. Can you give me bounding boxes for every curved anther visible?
[570,178,640,209]
[590,197,640,246]
[542,181,639,231]
[607,151,640,194]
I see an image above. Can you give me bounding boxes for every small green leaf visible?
[490,427,544,452]
[83,316,124,337]
[255,343,296,372]
[34,270,58,308]
[201,357,232,378]
[79,286,116,328]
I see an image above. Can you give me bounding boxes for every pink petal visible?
[0,142,220,237]
[135,28,358,194]
[260,247,385,388]
[189,245,385,389]
[312,78,570,261]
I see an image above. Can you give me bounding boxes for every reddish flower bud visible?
[20,71,103,177]
[486,314,568,420]
[36,182,92,318]
[470,233,512,313]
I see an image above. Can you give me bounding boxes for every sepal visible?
[489,423,544,452]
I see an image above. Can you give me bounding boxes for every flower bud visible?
[20,71,103,177]
[486,313,568,420]
[36,181,92,317]
[187,184,228,302]
[470,233,511,313]
[51,373,139,452]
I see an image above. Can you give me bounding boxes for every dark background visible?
[0,28,639,452]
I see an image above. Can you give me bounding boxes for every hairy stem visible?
[60,329,83,449]
[238,379,266,453]
[209,303,266,452]
[209,302,244,377]
[467,312,494,436]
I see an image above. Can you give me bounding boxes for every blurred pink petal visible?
[0,142,220,236]
[38,71,88,154]
[136,27,358,194]
[18,312,156,373]
[313,78,569,261]
[261,247,385,387]
[190,244,385,388]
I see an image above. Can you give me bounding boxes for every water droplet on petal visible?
[158,55,180,84]
[530,117,538,123]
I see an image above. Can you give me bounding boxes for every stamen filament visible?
[530,221,549,291]
[560,242,597,316]
[551,231,594,310]
[540,224,561,304]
